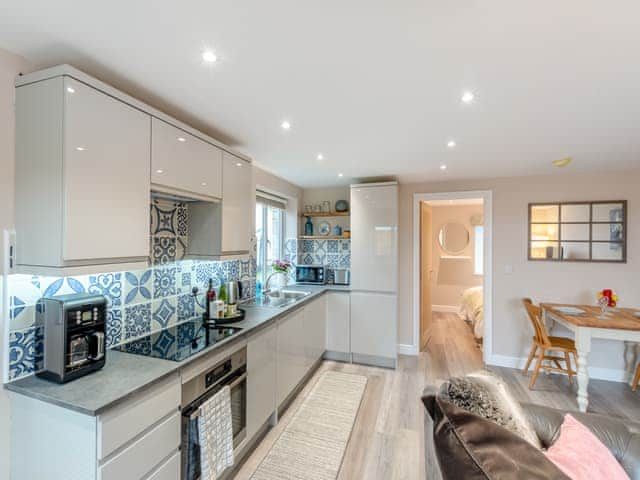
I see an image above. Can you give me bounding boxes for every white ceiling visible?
[1,1,639,187]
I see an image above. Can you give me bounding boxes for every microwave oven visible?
[295,265,326,285]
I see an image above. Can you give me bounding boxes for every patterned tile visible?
[176,206,188,236]
[302,254,314,265]
[106,309,123,347]
[340,239,351,252]
[10,305,35,331]
[327,240,339,253]
[124,304,151,340]
[177,294,196,321]
[152,236,177,265]
[151,199,177,236]
[176,237,187,262]
[223,260,240,281]
[8,275,41,309]
[154,267,177,298]
[152,329,176,357]
[123,270,152,305]
[152,298,177,329]
[39,276,88,298]
[313,253,327,265]
[302,240,314,253]
[9,326,44,380]
[339,254,351,267]
[88,273,122,307]
[325,254,340,267]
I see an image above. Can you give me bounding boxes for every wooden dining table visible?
[541,303,640,412]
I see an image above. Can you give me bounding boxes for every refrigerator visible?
[349,182,398,368]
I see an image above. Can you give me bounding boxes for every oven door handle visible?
[226,372,247,390]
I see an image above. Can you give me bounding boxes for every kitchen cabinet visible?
[15,75,151,273]
[350,292,397,368]
[221,152,253,253]
[276,307,307,406]
[10,373,181,480]
[326,292,350,361]
[304,295,327,368]
[151,117,223,200]
[247,323,277,440]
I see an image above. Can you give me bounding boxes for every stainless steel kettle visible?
[226,281,240,305]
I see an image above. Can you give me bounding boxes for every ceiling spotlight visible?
[447,140,456,148]
[552,157,572,168]
[236,162,242,167]
[202,50,217,63]
[201,182,207,186]
[177,137,186,142]
[66,86,75,93]
[156,169,164,174]
[338,173,344,177]
[440,164,447,170]
[75,146,85,151]
[461,91,475,103]
[316,153,324,161]
[281,121,291,130]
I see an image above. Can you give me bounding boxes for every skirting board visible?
[486,354,627,383]
[432,305,460,314]
[397,343,418,355]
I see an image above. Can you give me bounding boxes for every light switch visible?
[504,264,513,274]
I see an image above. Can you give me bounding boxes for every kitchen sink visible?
[242,289,311,308]
[265,289,311,300]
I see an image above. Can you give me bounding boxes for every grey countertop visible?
[5,284,350,416]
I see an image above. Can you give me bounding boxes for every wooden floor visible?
[234,312,640,479]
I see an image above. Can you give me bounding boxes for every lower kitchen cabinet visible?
[276,307,307,406]
[325,292,351,361]
[247,323,277,440]
[350,292,397,368]
[10,373,181,480]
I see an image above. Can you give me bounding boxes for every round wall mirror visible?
[438,222,470,254]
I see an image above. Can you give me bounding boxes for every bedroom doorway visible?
[413,191,493,362]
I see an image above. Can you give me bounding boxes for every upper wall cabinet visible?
[15,76,151,273]
[151,118,222,200]
[221,152,253,253]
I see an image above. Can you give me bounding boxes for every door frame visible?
[412,190,493,363]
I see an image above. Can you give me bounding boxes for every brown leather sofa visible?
[423,385,640,480]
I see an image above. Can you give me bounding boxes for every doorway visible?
[413,191,493,362]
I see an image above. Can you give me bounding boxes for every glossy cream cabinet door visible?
[221,153,253,253]
[63,78,150,261]
[326,292,350,354]
[276,308,307,405]
[247,323,277,439]
[151,117,222,199]
[350,292,397,361]
[304,296,327,367]
[350,183,398,292]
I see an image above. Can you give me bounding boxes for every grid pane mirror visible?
[528,201,626,263]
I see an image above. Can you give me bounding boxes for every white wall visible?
[429,204,483,307]
[400,169,640,375]
[0,47,30,480]
[254,166,303,238]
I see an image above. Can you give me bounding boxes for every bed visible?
[460,286,484,340]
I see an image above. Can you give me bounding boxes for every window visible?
[474,225,484,275]
[256,194,286,286]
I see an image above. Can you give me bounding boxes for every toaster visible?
[332,268,351,285]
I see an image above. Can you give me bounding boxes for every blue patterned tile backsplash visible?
[298,238,350,272]
[7,200,256,381]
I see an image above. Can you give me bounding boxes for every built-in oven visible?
[181,347,247,480]
[295,265,326,285]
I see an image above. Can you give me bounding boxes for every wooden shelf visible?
[301,211,350,217]
[299,235,350,240]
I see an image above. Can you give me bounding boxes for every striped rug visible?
[250,371,368,480]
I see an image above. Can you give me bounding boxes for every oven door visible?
[182,370,247,480]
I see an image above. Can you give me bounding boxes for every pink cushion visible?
[545,414,630,480]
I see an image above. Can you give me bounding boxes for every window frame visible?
[256,199,286,286]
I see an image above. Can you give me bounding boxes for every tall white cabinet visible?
[15,76,151,273]
[349,182,398,368]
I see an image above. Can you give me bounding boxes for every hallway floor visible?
[235,312,640,479]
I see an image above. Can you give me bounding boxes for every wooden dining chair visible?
[633,362,640,392]
[522,298,577,389]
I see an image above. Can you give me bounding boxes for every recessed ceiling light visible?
[202,50,217,63]
[177,137,186,142]
[461,91,475,103]
[75,146,85,151]
[156,169,164,174]
[281,120,291,130]
[447,140,456,148]
[552,157,572,168]
[440,164,447,170]
[236,162,242,167]
[201,182,207,186]
[66,87,75,93]
[338,173,344,177]
[316,153,324,161]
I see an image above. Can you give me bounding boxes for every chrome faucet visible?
[264,271,288,292]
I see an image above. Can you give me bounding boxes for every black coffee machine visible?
[37,293,107,383]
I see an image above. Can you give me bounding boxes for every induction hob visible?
[112,317,242,362]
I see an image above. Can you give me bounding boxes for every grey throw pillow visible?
[438,371,542,449]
